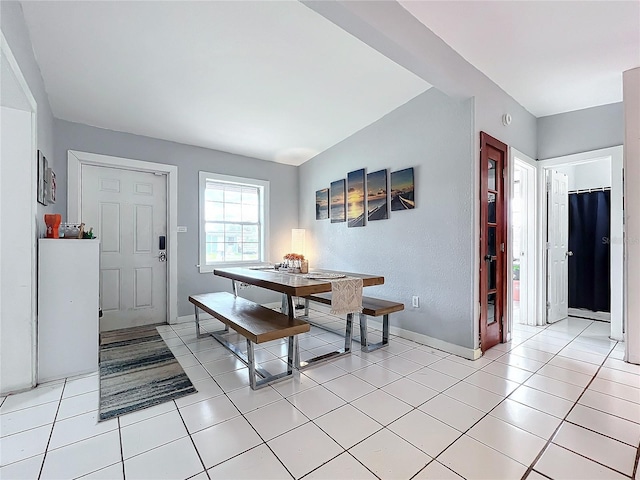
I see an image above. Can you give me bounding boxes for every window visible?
[199,172,269,272]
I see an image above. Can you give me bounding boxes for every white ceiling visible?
[400,0,640,117]
[20,1,431,165]
[19,1,640,164]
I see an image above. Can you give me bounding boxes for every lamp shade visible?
[291,229,305,255]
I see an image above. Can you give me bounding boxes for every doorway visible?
[67,151,179,326]
[538,147,624,340]
[480,132,509,351]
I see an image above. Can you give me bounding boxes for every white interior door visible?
[547,169,569,323]
[81,165,167,331]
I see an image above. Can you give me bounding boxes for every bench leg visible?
[247,339,258,390]
[287,335,298,372]
[304,298,309,317]
[359,313,390,352]
[194,306,209,339]
[247,336,300,390]
[299,313,353,369]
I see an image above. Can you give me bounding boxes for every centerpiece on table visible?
[282,253,307,273]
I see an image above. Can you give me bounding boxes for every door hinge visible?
[500,242,505,253]
[546,242,551,250]
[546,301,551,310]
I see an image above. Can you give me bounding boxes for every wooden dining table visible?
[213,266,385,319]
[213,267,385,368]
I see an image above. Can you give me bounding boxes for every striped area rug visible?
[99,324,197,421]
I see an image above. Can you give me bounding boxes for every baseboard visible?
[568,308,611,322]
[626,351,640,365]
[364,317,482,360]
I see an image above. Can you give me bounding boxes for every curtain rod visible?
[568,187,611,194]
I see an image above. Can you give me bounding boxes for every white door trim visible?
[510,149,540,326]
[1,30,38,390]
[538,146,624,339]
[67,150,178,324]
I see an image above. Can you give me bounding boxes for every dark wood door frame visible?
[480,132,509,352]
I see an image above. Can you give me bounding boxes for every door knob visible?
[566,251,573,257]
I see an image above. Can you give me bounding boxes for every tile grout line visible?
[118,417,126,480]
[519,331,632,479]
[173,399,211,480]
[416,320,597,478]
[37,379,67,480]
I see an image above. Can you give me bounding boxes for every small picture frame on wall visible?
[390,167,415,211]
[47,168,56,204]
[330,179,346,223]
[315,188,329,220]
[37,150,48,205]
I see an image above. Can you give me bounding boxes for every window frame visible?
[198,171,269,273]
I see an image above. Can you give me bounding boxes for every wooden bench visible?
[189,292,310,389]
[304,293,404,352]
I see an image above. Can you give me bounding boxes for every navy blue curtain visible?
[568,191,610,312]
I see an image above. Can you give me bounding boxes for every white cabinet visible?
[38,239,100,382]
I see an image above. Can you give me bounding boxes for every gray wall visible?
[299,88,476,349]
[1,1,60,231]
[537,103,624,160]
[554,158,612,191]
[54,120,299,317]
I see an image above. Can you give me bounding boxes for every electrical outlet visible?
[412,296,419,308]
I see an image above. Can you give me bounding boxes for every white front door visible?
[81,165,167,331]
[547,169,570,323]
